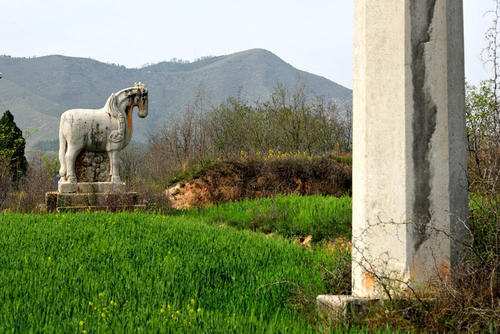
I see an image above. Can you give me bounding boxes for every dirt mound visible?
[166,156,351,209]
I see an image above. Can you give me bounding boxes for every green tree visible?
[0,110,28,184]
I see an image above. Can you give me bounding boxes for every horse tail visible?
[58,114,67,179]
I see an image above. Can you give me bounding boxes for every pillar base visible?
[317,295,379,320]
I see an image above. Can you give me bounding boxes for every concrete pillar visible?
[352,0,468,298]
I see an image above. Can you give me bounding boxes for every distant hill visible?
[0,49,352,147]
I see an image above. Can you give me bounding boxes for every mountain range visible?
[0,49,352,148]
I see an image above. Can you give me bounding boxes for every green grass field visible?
[179,194,352,242]
[0,197,353,333]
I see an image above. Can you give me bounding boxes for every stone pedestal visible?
[318,0,468,318]
[46,151,142,212]
[46,191,142,212]
[58,182,126,194]
[317,295,379,320]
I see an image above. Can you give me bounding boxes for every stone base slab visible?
[46,192,141,212]
[317,295,379,320]
[58,182,126,194]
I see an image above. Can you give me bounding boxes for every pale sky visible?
[0,0,496,88]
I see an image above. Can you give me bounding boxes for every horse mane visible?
[105,93,119,118]
[106,92,127,143]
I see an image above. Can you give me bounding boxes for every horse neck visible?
[113,88,139,149]
[123,103,135,148]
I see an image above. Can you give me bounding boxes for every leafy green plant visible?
[466,82,500,193]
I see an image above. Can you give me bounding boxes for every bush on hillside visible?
[141,83,352,191]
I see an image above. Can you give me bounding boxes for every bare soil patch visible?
[167,156,351,209]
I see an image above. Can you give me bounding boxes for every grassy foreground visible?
[0,211,350,333]
[180,194,352,242]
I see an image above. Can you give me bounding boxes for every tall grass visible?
[0,212,347,333]
[180,194,352,242]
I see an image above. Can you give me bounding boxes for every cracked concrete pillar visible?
[352,0,468,297]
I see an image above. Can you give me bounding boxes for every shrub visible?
[0,110,28,185]
[144,83,351,190]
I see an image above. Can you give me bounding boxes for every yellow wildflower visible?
[48,257,51,262]
[176,310,181,315]
[82,331,87,334]
[160,308,165,313]
[79,321,84,326]
[89,301,93,306]
[167,304,172,310]
[197,307,202,313]
[190,299,195,305]
[98,292,104,297]
[101,313,106,318]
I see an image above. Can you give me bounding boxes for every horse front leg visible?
[108,150,122,184]
[65,147,80,183]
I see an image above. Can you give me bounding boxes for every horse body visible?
[58,85,148,186]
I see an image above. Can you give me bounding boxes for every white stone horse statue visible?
[58,83,148,186]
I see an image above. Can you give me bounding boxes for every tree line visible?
[138,83,352,184]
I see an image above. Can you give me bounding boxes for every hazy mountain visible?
[0,49,352,147]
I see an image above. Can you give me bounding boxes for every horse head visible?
[134,82,148,118]
[113,83,149,118]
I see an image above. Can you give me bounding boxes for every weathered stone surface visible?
[317,295,378,320]
[47,84,149,212]
[58,182,126,194]
[58,83,148,187]
[45,192,142,212]
[76,151,110,182]
[349,0,467,298]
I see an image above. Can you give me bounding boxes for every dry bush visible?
[141,82,352,195]
[20,152,58,212]
[117,82,352,210]
[319,208,498,333]
[333,200,499,332]
[1,152,58,212]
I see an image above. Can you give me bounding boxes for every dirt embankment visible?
[166,156,352,209]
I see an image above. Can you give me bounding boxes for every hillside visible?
[166,155,352,210]
[0,49,352,147]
